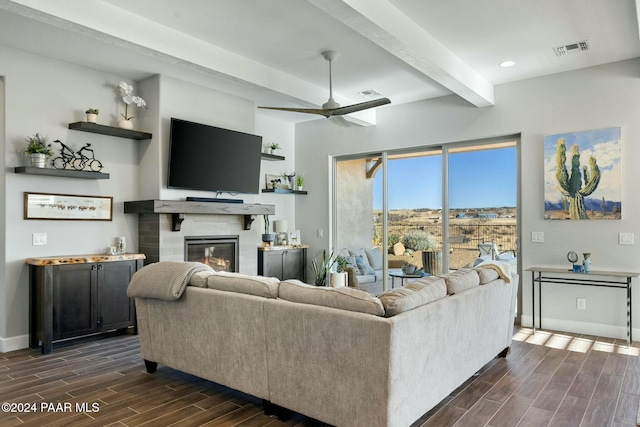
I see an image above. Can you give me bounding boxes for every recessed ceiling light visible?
[499,60,515,68]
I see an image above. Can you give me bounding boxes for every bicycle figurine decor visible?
[51,140,103,172]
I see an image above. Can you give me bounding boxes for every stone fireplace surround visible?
[126,200,275,275]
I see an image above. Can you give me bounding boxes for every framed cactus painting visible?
[544,127,621,220]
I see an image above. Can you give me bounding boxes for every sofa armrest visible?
[343,266,359,288]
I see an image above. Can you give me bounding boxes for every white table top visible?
[526,266,640,278]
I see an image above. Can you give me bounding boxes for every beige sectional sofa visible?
[128,261,518,427]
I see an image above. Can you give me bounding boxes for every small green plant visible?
[268,142,281,150]
[311,250,335,286]
[387,233,401,248]
[24,133,54,156]
[401,230,437,251]
[85,108,99,114]
[334,255,348,273]
[296,175,304,187]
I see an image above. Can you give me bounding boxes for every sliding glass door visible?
[334,138,519,295]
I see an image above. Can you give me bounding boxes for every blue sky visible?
[373,147,517,209]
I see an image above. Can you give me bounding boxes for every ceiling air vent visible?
[357,89,383,97]
[554,40,590,57]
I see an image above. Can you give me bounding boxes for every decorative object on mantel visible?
[23,133,54,168]
[583,252,591,273]
[274,220,288,246]
[283,172,296,189]
[267,142,280,154]
[116,236,126,255]
[287,230,301,246]
[117,81,147,129]
[261,215,275,247]
[265,173,287,190]
[567,251,579,272]
[85,108,99,123]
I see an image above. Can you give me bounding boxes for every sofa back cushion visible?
[440,268,480,295]
[207,271,280,298]
[279,280,385,316]
[379,276,447,317]
[189,270,215,288]
[476,268,500,284]
[364,247,384,270]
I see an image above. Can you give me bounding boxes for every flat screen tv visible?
[168,118,263,195]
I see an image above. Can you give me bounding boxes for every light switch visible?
[619,232,634,245]
[33,232,47,246]
[531,231,544,243]
[317,229,323,238]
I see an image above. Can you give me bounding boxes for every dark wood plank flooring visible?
[0,327,638,426]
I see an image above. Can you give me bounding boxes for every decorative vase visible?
[86,113,98,123]
[421,250,442,275]
[330,271,348,288]
[402,265,416,275]
[297,185,303,191]
[29,153,46,168]
[118,119,133,130]
[583,253,591,273]
[116,237,126,255]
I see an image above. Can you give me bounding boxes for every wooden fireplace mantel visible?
[124,199,275,231]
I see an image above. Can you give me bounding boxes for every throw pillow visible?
[476,268,499,284]
[364,247,384,270]
[207,271,280,298]
[355,255,376,275]
[440,268,480,295]
[189,270,214,288]
[345,255,362,275]
[279,280,385,316]
[379,276,447,317]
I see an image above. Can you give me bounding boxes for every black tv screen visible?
[168,118,263,194]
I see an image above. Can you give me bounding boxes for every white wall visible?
[295,58,640,339]
[0,46,142,350]
[0,48,297,350]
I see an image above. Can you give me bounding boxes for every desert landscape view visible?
[374,207,517,269]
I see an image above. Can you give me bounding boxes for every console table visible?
[526,266,640,347]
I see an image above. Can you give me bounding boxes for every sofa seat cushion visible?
[355,274,377,284]
[207,271,280,298]
[279,280,385,316]
[379,276,447,317]
[440,268,480,295]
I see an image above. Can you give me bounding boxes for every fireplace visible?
[185,235,239,272]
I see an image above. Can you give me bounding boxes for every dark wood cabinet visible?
[28,254,145,354]
[258,247,307,282]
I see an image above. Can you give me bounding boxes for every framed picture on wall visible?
[287,230,301,245]
[24,192,113,221]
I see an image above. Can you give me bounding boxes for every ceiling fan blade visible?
[257,106,332,118]
[327,98,391,116]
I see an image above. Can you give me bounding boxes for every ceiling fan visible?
[258,50,391,119]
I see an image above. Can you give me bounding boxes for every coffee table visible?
[389,271,428,288]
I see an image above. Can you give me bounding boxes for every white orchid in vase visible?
[118,81,147,129]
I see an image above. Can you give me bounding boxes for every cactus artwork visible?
[554,138,600,220]
[544,127,621,220]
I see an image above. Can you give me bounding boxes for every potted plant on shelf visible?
[267,142,280,154]
[329,255,349,287]
[261,215,275,247]
[24,133,54,168]
[85,108,99,123]
[118,81,147,129]
[296,174,304,191]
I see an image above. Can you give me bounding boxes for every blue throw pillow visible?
[355,255,375,275]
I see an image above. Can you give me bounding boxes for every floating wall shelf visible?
[68,122,152,140]
[261,153,285,161]
[14,166,110,180]
[261,189,307,195]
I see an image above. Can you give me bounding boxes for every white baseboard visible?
[520,315,635,341]
[0,334,30,353]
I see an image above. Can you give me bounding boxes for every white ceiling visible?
[1,0,639,124]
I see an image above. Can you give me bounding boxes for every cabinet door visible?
[259,250,284,279]
[53,264,97,340]
[97,261,136,331]
[282,249,306,281]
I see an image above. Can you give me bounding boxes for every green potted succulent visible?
[329,255,349,287]
[296,174,304,191]
[312,249,335,287]
[85,108,99,123]
[24,133,54,168]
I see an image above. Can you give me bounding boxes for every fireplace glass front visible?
[184,235,239,272]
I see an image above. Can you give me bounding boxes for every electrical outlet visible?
[619,232,634,245]
[32,232,47,246]
[531,231,544,243]
[577,298,586,310]
[317,229,323,238]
